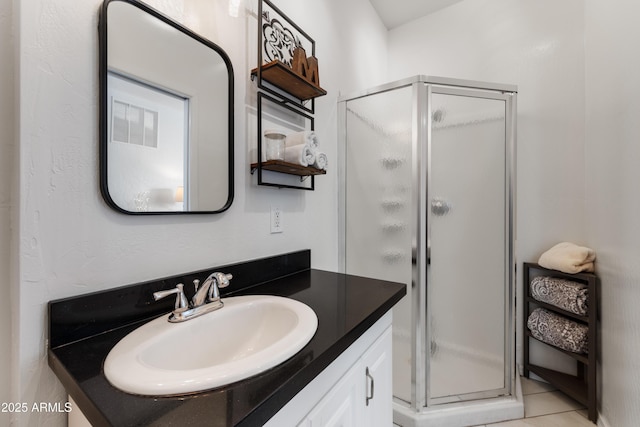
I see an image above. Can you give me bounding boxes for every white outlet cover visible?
[271,206,283,233]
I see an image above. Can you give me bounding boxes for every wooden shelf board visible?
[523,262,597,282]
[526,331,589,365]
[526,297,589,323]
[526,364,587,406]
[252,61,327,101]
[251,160,327,177]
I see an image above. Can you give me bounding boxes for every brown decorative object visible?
[291,47,320,86]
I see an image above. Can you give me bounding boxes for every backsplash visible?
[49,250,310,348]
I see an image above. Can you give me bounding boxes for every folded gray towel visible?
[530,276,588,316]
[527,308,588,354]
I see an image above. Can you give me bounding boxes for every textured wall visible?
[386,0,587,375]
[585,1,640,426]
[11,0,388,425]
[0,0,15,414]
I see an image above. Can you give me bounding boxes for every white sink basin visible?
[104,295,318,395]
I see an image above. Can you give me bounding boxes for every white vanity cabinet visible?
[302,360,361,426]
[361,324,393,426]
[265,312,393,427]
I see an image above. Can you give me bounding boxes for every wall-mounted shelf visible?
[253,92,318,190]
[251,160,326,177]
[523,262,598,423]
[251,61,327,101]
[251,0,327,191]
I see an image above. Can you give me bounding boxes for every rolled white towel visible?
[286,131,318,149]
[284,143,315,167]
[538,242,596,274]
[313,151,328,170]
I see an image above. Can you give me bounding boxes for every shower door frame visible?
[338,75,518,413]
[423,84,516,407]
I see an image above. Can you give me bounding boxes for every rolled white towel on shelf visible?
[284,131,327,169]
[313,151,328,170]
[538,242,596,274]
[286,131,318,149]
[284,143,315,167]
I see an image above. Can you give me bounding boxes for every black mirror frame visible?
[99,0,234,215]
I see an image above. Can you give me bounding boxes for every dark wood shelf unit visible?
[251,61,327,102]
[523,262,598,422]
[527,364,588,406]
[251,160,327,177]
[525,330,589,365]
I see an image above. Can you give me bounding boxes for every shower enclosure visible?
[338,76,522,426]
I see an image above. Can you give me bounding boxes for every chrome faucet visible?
[153,272,233,323]
[192,272,232,307]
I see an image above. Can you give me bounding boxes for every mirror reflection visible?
[101,0,234,214]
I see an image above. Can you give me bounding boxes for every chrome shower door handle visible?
[431,198,451,216]
[365,367,375,406]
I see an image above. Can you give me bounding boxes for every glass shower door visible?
[427,88,510,404]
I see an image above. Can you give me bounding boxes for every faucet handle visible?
[193,279,200,293]
[207,272,233,301]
[217,273,233,289]
[153,283,189,313]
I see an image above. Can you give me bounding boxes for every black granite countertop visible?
[48,251,406,426]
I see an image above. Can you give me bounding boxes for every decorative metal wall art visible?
[255,0,320,113]
[262,16,302,67]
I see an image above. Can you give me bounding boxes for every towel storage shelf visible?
[252,92,320,190]
[523,262,598,423]
[251,61,327,102]
[250,0,328,190]
[250,160,327,177]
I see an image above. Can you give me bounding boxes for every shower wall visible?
[344,85,414,402]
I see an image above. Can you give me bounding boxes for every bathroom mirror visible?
[99,0,234,214]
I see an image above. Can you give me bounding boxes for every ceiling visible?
[368,0,464,29]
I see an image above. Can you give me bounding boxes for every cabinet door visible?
[300,362,362,427]
[362,327,393,427]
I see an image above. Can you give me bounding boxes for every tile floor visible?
[472,377,596,427]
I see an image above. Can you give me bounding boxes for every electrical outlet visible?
[270,206,283,233]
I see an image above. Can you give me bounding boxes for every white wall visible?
[585,1,640,426]
[387,0,587,374]
[10,0,387,425]
[0,0,15,414]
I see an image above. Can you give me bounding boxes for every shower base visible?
[392,375,524,427]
